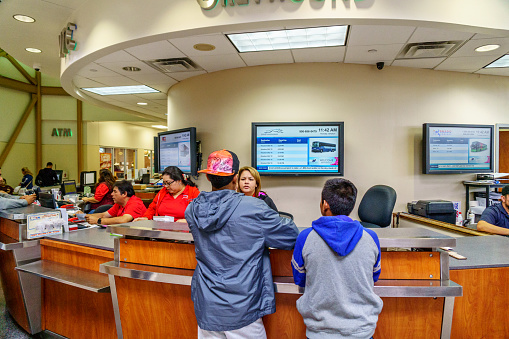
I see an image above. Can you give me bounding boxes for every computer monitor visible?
[141,173,150,184]
[80,171,97,187]
[61,180,77,195]
[54,170,63,184]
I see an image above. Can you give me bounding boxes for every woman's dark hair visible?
[162,166,196,187]
[114,180,135,197]
[97,169,116,189]
[321,178,357,216]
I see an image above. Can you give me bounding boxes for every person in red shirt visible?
[82,169,115,212]
[134,166,199,222]
[86,180,146,225]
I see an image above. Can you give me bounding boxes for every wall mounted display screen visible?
[423,123,494,174]
[252,122,344,176]
[158,127,197,175]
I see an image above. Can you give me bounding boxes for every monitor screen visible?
[252,122,344,176]
[54,170,63,184]
[158,127,197,175]
[423,123,495,174]
[80,171,96,186]
[62,180,77,195]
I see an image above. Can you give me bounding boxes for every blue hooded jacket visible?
[185,189,299,331]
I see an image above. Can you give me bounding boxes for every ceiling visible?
[1,0,509,124]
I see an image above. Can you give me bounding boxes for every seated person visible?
[237,166,278,211]
[477,185,509,236]
[20,167,34,189]
[0,168,36,210]
[85,180,146,225]
[292,178,383,339]
[0,178,14,195]
[134,166,199,222]
[82,169,115,212]
[35,162,58,187]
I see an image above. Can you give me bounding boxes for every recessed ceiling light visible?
[475,44,500,52]
[226,25,348,52]
[82,85,160,95]
[122,66,141,72]
[25,48,42,53]
[137,102,148,105]
[194,43,216,51]
[485,54,509,68]
[152,125,167,129]
[13,15,35,23]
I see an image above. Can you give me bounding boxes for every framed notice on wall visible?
[100,153,112,169]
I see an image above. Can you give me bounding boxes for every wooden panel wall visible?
[380,252,441,280]
[40,239,114,271]
[450,267,509,339]
[0,218,20,241]
[119,239,196,269]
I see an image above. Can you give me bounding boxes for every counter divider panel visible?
[119,239,196,269]
[0,217,21,241]
[41,239,113,272]
[380,251,441,280]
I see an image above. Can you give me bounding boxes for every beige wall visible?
[167,63,509,227]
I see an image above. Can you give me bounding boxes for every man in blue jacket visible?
[292,178,383,339]
[185,149,299,338]
[0,168,36,210]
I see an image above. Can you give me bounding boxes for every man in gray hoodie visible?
[185,149,299,338]
[0,168,36,210]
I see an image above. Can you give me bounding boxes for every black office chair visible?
[279,211,294,220]
[93,204,113,214]
[358,185,397,228]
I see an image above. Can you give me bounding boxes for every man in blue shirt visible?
[477,185,509,236]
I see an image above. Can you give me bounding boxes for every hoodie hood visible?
[312,215,364,256]
[186,190,242,232]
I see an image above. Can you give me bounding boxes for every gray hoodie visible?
[185,189,299,331]
[0,193,28,210]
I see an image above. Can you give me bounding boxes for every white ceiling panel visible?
[240,50,294,66]
[73,76,107,88]
[292,47,345,63]
[124,72,178,85]
[169,34,238,56]
[125,41,186,60]
[392,57,446,69]
[104,95,154,104]
[167,70,207,81]
[408,27,474,43]
[148,84,173,94]
[348,25,415,46]
[97,60,160,74]
[191,54,246,72]
[95,51,139,64]
[134,92,169,100]
[472,33,509,40]
[435,55,500,71]
[451,37,509,57]
[475,67,509,76]
[77,63,121,78]
[90,76,140,86]
[345,44,404,63]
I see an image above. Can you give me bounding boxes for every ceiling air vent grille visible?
[397,41,463,59]
[144,58,203,73]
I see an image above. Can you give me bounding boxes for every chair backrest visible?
[94,204,113,214]
[279,211,294,220]
[358,185,397,228]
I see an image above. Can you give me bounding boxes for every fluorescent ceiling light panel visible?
[485,55,509,68]
[227,25,348,52]
[82,85,159,95]
[152,125,167,129]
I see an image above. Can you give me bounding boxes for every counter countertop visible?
[0,204,55,220]
[46,227,115,251]
[449,235,509,270]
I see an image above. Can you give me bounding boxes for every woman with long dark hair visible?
[82,169,115,211]
[134,166,199,222]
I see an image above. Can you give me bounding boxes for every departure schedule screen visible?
[254,125,342,175]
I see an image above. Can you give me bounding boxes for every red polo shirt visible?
[144,185,200,221]
[107,196,147,219]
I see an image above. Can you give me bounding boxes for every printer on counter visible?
[410,200,456,224]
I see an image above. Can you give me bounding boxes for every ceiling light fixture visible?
[194,43,216,51]
[13,15,35,23]
[475,44,500,52]
[226,25,348,52]
[137,102,148,105]
[122,66,141,71]
[485,54,509,68]
[82,85,160,96]
[152,125,168,129]
[25,48,42,53]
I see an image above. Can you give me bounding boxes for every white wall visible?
[167,62,509,227]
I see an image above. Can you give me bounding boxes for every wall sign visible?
[51,128,73,137]
[197,0,363,10]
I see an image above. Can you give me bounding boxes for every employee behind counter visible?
[477,185,509,236]
[0,168,36,209]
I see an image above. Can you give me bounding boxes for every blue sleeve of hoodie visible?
[363,228,382,282]
[292,227,313,287]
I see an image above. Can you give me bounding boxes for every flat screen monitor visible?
[61,180,77,195]
[423,123,495,174]
[80,171,96,186]
[252,122,344,176]
[157,127,198,176]
[54,170,63,184]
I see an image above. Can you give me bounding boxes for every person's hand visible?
[20,194,36,205]
[176,218,188,223]
[82,197,89,203]
[85,214,100,224]
[133,217,148,222]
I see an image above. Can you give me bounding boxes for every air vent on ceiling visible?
[397,41,463,59]
[144,57,203,73]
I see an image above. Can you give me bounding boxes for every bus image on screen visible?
[312,141,336,153]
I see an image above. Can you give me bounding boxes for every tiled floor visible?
[0,284,35,339]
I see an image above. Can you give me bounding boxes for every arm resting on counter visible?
[476,220,509,236]
[100,214,134,225]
